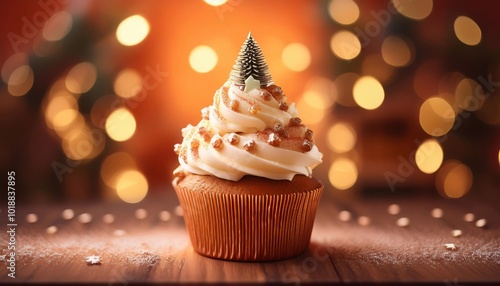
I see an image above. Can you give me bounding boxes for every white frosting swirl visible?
[175,81,323,181]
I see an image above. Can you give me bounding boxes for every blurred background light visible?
[328,0,360,25]
[329,157,358,190]
[419,97,455,136]
[393,0,433,20]
[353,76,384,110]
[115,169,148,203]
[330,30,361,60]
[282,43,311,72]
[203,0,228,6]
[7,65,33,96]
[114,68,143,98]
[381,36,413,67]
[327,122,357,153]
[189,45,218,73]
[116,15,150,46]
[415,139,443,174]
[105,107,137,142]
[42,11,73,41]
[436,160,473,199]
[454,16,482,46]
[65,62,97,94]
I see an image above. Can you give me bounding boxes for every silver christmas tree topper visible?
[229,32,274,86]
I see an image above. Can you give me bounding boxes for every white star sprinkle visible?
[244,75,260,92]
[445,243,457,250]
[0,254,6,262]
[85,255,101,265]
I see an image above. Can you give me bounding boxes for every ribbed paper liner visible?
[174,184,323,261]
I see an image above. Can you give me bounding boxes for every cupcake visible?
[172,33,323,261]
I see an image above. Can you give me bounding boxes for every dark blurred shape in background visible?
[0,0,499,204]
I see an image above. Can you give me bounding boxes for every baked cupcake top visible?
[174,33,323,181]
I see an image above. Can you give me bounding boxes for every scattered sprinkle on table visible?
[464,213,475,222]
[357,216,371,226]
[445,243,457,250]
[0,254,6,262]
[475,218,487,228]
[431,208,443,218]
[135,208,148,220]
[396,217,410,227]
[387,204,401,215]
[102,214,115,224]
[26,213,38,223]
[85,255,101,265]
[45,226,58,234]
[61,209,75,220]
[78,213,93,224]
[159,210,171,221]
[338,210,351,222]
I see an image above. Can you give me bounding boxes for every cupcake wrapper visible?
[174,184,323,261]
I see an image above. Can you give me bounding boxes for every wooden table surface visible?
[1,186,499,285]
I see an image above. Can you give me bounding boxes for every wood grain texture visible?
[0,187,499,285]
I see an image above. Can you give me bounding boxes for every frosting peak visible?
[174,34,322,181]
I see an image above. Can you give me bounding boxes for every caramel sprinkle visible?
[197,127,211,142]
[230,99,239,111]
[260,90,272,101]
[228,133,240,145]
[249,104,260,114]
[289,117,302,126]
[301,140,314,152]
[305,129,313,140]
[174,143,181,155]
[201,107,210,120]
[279,102,289,111]
[243,140,256,151]
[211,136,223,149]
[267,133,281,147]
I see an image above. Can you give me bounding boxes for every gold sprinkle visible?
[475,218,487,228]
[249,103,260,114]
[190,139,199,149]
[201,107,210,120]
[230,99,239,111]
[228,133,239,145]
[243,140,256,151]
[211,136,223,149]
[338,210,351,222]
[451,229,463,237]
[431,208,443,218]
[396,217,410,227]
[387,204,401,215]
